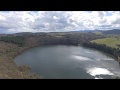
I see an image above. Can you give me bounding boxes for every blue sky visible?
[106,12,112,16]
[0,11,119,34]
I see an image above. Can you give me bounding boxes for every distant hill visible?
[77,29,120,35]
[70,30,95,33]
[14,32,33,36]
[102,29,120,35]
[1,29,120,36]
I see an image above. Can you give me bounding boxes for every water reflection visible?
[86,67,114,79]
[103,58,114,61]
[71,55,91,61]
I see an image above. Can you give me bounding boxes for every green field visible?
[93,31,102,35]
[90,37,120,48]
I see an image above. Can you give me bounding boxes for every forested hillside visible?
[24,32,104,48]
[0,32,105,52]
[0,36,25,46]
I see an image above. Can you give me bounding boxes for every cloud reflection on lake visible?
[71,55,91,61]
[86,67,114,79]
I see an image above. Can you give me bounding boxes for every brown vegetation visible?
[0,41,42,79]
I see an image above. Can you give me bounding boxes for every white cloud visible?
[0,11,120,33]
[0,15,6,21]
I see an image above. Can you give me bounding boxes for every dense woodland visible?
[0,32,104,46]
[24,32,105,47]
[0,36,25,46]
[82,42,120,59]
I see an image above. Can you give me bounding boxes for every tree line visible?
[82,42,120,59]
[0,36,25,46]
[0,32,105,47]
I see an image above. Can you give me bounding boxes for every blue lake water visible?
[14,45,120,79]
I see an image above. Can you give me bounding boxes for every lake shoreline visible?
[1,41,120,79]
[14,45,120,79]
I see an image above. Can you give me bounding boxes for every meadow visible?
[91,37,120,49]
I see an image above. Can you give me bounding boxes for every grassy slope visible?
[90,37,120,48]
[93,31,102,35]
[0,41,42,79]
